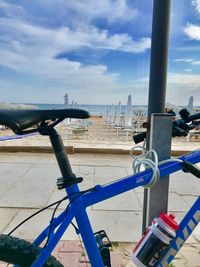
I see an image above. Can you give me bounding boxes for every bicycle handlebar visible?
[133,109,200,144]
[182,161,200,178]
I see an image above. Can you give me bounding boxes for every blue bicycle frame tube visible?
[32,184,104,267]
[75,208,105,267]
[30,149,200,267]
[156,196,200,267]
[33,209,70,246]
[31,204,76,267]
[33,184,82,247]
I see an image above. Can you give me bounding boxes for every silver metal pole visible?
[146,114,173,226]
[142,0,172,231]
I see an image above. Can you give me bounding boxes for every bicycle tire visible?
[0,234,64,267]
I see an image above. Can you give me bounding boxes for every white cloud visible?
[166,73,200,105]
[0,17,151,83]
[174,58,194,63]
[38,0,138,24]
[0,17,150,55]
[0,0,24,16]
[168,73,200,85]
[191,61,200,65]
[0,1,150,104]
[174,58,200,66]
[184,23,200,40]
[192,0,200,13]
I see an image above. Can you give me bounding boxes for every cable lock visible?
[130,145,184,188]
[130,146,160,188]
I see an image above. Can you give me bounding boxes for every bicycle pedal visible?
[94,230,112,267]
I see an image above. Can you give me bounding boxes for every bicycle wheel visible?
[0,234,64,267]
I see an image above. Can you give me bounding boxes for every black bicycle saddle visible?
[0,109,90,134]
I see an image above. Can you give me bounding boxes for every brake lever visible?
[172,125,188,137]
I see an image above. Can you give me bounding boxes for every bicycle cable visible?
[7,187,96,238]
[44,187,97,247]
[7,196,68,236]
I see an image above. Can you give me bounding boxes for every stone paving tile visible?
[0,162,33,197]
[170,171,200,196]
[52,241,87,267]
[180,195,199,207]
[168,192,192,212]
[87,209,142,242]
[52,240,134,267]
[52,240,200,267]
[68,154,133,168]
[0,163,66,208]
[0,208,19,233]
[94,166,128,184]
[3,208,79,241]
[77,166,95,189]
[0,152,42,163]
[93,190,142,211]
[173,244,200,267]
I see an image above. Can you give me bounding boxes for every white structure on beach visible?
[123,95,133,140]
[186,96,194,114]
[64,93,69,108]
[115,101,122,127]
[124,95,132,128]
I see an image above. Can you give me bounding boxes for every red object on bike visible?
[159,213,179,230]
[132,213,179,267]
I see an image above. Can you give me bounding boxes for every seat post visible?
[48,128,76,181]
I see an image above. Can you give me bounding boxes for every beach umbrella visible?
[105,106,109,122]
[110,104,115,124]
[125,95,132,128]
[186,96,194,114]
[63,93,69,125]
[115,101,121,126]
[104,106,108,120]
[64,93,69,108]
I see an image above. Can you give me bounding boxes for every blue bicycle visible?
[0,108,199,267]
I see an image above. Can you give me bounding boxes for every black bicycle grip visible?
[188,112,200,122]
[172,125,188,137]
[133,132,147,144]
[182,161,200,178]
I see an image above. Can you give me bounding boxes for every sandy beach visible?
[0,116,199,154]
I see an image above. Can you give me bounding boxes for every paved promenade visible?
[0,152,199,266]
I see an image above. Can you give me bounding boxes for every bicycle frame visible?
[29,148,200,267]
[156,196,200,267]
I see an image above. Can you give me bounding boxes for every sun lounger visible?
[187,128,200,142]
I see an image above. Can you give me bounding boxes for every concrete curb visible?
[0,145,193,156]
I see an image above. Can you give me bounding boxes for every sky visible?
[0,0,200,106]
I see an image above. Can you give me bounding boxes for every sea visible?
[30,103,148,116]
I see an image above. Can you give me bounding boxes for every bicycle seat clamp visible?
[57,176,83,190]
